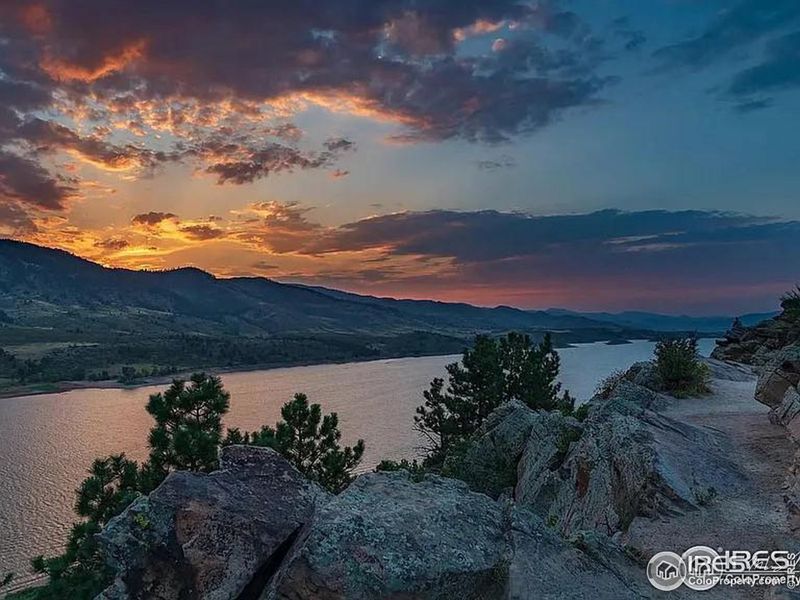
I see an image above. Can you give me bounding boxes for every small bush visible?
[573,403,590,422]
[1,573,13,589]
[376,459,426,482]
[654,338,710,397]
[781,287,800,319]
[595,369,628,399]
[550,427,582,471]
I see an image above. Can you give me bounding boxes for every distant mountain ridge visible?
[544,308,777,334]
[0,239,647,340]
[0,239,735,392]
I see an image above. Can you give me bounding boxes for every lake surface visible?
[0,338,715,583]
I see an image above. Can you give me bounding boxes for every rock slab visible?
[269,471,511,600]
[97,446,328,600]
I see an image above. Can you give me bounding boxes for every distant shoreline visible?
[0,336,714,401]
[0,350,464,401]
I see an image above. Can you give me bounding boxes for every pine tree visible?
[242,393,365,493]
[145,372,230,488]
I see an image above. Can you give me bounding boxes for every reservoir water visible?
[0,338,715,584]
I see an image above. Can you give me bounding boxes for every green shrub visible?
[1,573,13,589]
[550,427,582,471]
[654,338,710,397]
[376,459,426,482]
[781,286,800,319]
[27,375,364,599]
[573,403,590,422]
[595,369,627,399]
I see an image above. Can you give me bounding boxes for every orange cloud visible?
[41,39,148,83]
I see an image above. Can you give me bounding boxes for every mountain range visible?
[0,239,654,342]
[544,309,775,334]
[0,239,748,391]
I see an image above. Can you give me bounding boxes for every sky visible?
[0,0,799,315]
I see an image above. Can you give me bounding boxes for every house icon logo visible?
[657,561,678,579]
[647,551,687,591]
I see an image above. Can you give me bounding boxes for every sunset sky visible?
[1,0,799,314]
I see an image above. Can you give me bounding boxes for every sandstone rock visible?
[98,446,328,600]
[755,345,800,408]
[269,471,511,600]
[515,381,745,537]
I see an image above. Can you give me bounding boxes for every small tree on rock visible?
[32,454,142,600]
[414,332,569,467]
[144,373,230,488]
[235,393,365,493]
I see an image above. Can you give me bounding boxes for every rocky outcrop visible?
[754,344,800,529]
[506,509,657,599]
[94,362,776,599]
[441,399,554,498]
[269,471,662,600]
[512,381,745,536]
[755,345,800,408]
[269,472,511,599]
[712,312,800,365]
[97,446,328,600]
[96,451,662,600]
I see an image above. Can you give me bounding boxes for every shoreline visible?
[0,337,711,401]
[0,351,464,401]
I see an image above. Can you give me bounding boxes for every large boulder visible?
[268,471,660,600]
[515,381,745,536]
[755,345,800,408]
[97,446,328,600]
[759,347,800,529]
[268,471,511,600]
[441,399,552,498]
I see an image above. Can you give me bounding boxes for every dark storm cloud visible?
[0,0,611,144]
[178,224,225,241]
[16,118,178,171]
[0,200,39,233]
[323,138,356,153]
[299,209,765,259]
[0,78,51,113]
[94,238,129,250]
